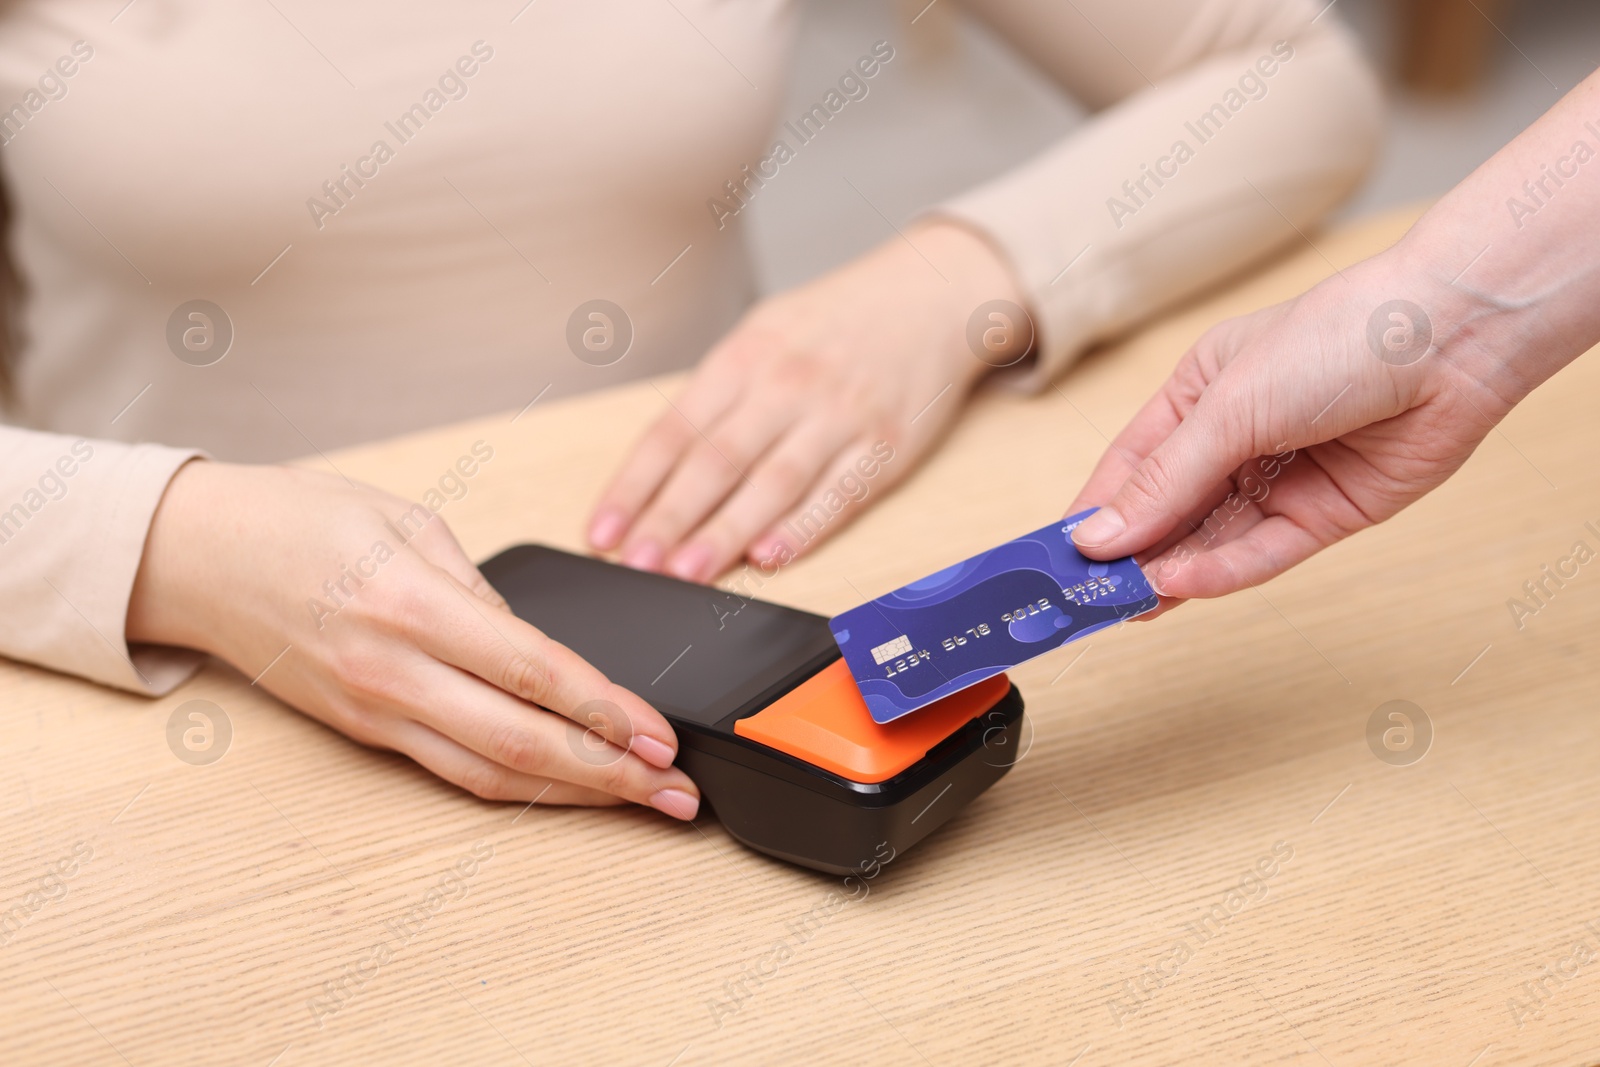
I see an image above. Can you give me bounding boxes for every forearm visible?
[1393,68,1600,405]
[0,426,204,693]
[943,0,1381,385]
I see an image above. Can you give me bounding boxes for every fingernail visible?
[632,734,676,769]
[751,537,787,566]
[648,788,699,821]
[589,510,626,550]
[1145,566,1169,597]
[622,539,664,571]
[1072,507,1125,549]
[666,543,713,583]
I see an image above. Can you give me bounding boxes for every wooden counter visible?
[5,205,1599,1065]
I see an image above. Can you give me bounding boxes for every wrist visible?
[906,218,1031,387]
[1382,222,1563,412]
[126,459,228,654]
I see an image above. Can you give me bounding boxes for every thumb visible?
[1070,387,1258,561]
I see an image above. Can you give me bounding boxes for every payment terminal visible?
[480,545,1026,874]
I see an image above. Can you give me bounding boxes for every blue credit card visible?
[830,509,1159,722]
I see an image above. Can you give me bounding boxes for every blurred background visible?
[748,0,1600,293]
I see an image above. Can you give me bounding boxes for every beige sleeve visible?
[0,425,204,694]
[940,0,1384,388]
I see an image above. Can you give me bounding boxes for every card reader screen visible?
[478,545,838,728]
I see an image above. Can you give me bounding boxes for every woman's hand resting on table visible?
[126,462,700,819]
[588,220,1029,581]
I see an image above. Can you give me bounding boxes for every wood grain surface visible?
[4,205,1600,1066]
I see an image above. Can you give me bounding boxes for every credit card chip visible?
[870,635,913,665]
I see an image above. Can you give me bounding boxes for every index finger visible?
[414,574,683,770]
[587,407,698,552]
[588,367,747,552]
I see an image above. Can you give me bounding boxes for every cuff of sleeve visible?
[925,188,1113,395]
[1,436,207,695]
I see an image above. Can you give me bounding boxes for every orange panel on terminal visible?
[734,659,1011,783]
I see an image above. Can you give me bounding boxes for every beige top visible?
[0,0,1381,693]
